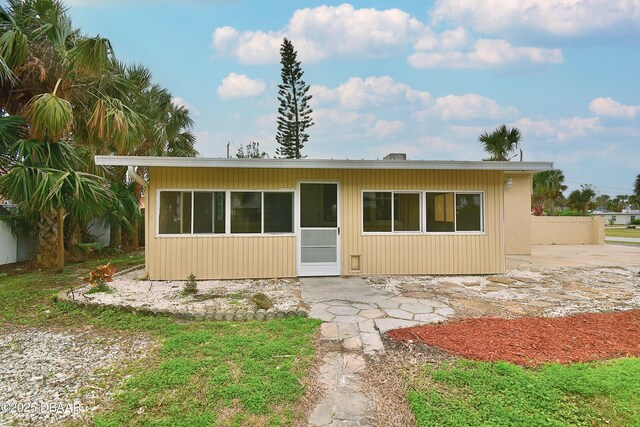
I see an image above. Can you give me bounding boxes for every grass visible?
[408,359,640,427]
[605,227,640,238]
[0,252,320,425]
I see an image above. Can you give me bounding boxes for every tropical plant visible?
[532,169,567,215]
[275,38,314,159]
[479,125,521,161]
[566,185,596,214]
[83,262,116,292]
[0,0,197,265]
[0,0,137,269]
[0,139,112,270]
[237,141,268,158]
[634,174,640,204]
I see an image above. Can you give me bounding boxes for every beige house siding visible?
[146,167,505,280]
[531,216,605,245]
[504,174,533,255]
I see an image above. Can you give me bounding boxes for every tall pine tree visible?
[276,38,314,159]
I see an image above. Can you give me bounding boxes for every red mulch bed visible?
[387,310,640,366]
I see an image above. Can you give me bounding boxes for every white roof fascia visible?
[94,155,553,172]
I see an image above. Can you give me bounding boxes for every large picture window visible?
[363,191,420,232]
[159,191,224,235]
[363,190,484,234]
[159,189,293,236]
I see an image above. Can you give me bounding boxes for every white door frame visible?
[296,181,341,276]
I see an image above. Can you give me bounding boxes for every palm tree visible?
[479,125,521,161]
[635,174,640,204]
[0,0,139,268]
[0,139,112,270]
[533,170,567,215]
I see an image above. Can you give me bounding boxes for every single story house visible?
[94,156,552,280]
[592,209,640,225]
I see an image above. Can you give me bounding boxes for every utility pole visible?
[226,142,230,158]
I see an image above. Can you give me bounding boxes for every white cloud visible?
[313,108,375,129]
[409,38,562,69]
[415,94,518,121]
[171,97,201,116]
[212,4,425,64]
[212,4,566,71]
[430,0,640,37]
[512,116,602,141]
[217,73,266,100]
[417,135,464,153]
[310,76,431,110]
[589,97,640,119]
[370,120,405,138]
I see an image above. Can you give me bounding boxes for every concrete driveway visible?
[507,244,640,270]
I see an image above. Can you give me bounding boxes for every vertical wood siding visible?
[146,167,505,279]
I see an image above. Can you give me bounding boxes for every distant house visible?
[95,155,552,280]
[592,208,640,225]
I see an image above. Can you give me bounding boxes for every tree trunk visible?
[64,218,84,261]
[110,222,122,249]
[57,207,65,272]
[129,181,143,248]
[35,208,59,269]
[549,198,556,216]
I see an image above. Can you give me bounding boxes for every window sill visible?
[362,231,486,236]
[155,233,296,238]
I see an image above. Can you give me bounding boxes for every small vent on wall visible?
[350,255,361,272]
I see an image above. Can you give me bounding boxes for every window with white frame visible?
[158,190,294,235]
[425,191,483,233]
[362,191,484,234]
[363,191,421,232]
[159,191,225,235]
[230,191,294,234]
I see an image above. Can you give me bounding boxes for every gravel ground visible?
[0,327,155,426]
[74,269,303,314]
[365,266,640,318]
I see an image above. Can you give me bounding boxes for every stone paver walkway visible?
[301,277,455,426]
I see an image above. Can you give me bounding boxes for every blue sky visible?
[68,1,640,197]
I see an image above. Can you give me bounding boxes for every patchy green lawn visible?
[605,227,640,238]
[0,252,320,426]
[408,359,640,427]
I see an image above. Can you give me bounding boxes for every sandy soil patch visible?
[73,269,304,314]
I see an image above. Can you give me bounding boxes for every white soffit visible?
[95,155,553,172]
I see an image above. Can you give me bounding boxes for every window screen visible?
[426,192,455,232]
[264,192,294,233]
[363,192,392,232]
[456,193,482,231]
[394,193,420,231]
[231,192,261,233]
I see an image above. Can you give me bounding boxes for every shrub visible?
[183,273,197,295]
[83,262,116,293]
[631,219,640,225]
[557,210,583,216]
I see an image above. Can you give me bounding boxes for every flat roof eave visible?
[94,155,553,172]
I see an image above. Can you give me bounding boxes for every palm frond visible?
[22,91,74,141]
[68,36,113,75]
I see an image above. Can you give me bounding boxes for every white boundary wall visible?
[0,222,17,265]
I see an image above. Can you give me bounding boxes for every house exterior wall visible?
[503,174,532,255]
[593,213,638,225]
[0,222,17,265]
[531,216,605,245]
[146,167,506,280]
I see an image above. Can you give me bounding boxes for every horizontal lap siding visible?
[146,167,504,280]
